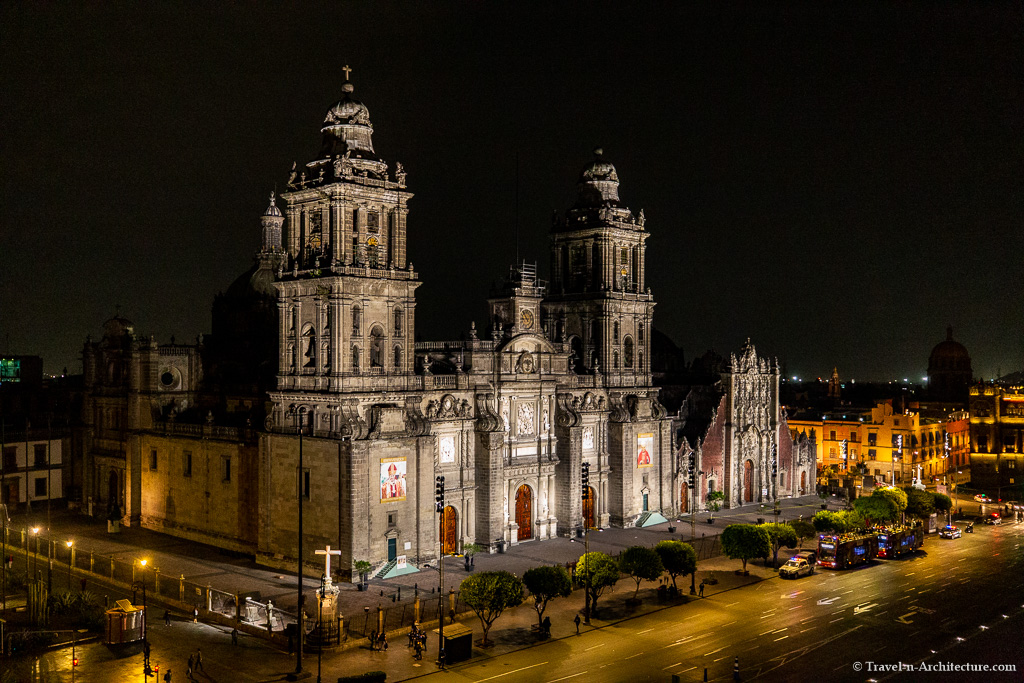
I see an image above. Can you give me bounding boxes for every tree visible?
[904,488,935,519]
[933,492,953,514]
[760,523,798,569]
[852,494,897,527]
[654,540,697,592]
[721,524,770,573]
[459,571,524,647]
[706,490,726,520]
[619,546,664,601]
[575,552,619,616]
[353,560,372,587]
[873,486,908,517]
[788,519,816,546]
[522,565,571,628]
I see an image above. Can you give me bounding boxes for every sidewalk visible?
[2,495,822,664]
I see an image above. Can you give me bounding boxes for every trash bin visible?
[434,623,473,663]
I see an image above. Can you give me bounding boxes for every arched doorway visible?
[515,485,533,540]
[744,460,754,503]
[800,471,807,494]
[441,506,458,554]
[680,483,688,515]
[583,486,596,529]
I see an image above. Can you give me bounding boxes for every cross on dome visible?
[342,65,352,81]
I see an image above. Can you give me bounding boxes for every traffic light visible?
[72,657,79,667]
[581,462,590,500]
[688,460,696,489]
[435,475,445,512]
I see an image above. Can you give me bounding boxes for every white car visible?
[779,558,814,579]
[974,494,991,503]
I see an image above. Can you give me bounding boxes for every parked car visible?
[974,494,991,503]
[984,513,1002,525]
[939,525,961,539]
[779,557,814,579]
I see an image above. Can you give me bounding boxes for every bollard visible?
[206,585,212,612]
[733,656,740,682]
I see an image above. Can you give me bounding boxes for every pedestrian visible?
[574,613,581,634]
[187,654,194,679]
[231,627,238,645]
[414,640,423,660]
[369,629,377,651]
[163,670,172,683]
[192,606,198,623]
[699,580,705,597]
[382,633,389,651]
[195,649,204,672]
[164,609,171,626]
[542,616,551,637]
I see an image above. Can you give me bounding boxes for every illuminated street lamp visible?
[30,527,40,581]
[138,558,150,674]
[65,540,73,589]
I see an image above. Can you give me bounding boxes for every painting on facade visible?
[380,457,407,502]
[636,433,653,468]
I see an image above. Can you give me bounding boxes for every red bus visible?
[817,533,878,569]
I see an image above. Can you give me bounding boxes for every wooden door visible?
[680,483,688,515]
[441,506,458,554]
[515,485,532,540]
[583,487,596,529]
[744,460,754,502]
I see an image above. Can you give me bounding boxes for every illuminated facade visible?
[969,385,1024,498]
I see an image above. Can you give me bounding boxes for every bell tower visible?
[543,149,654,386]
[273,71,420,391]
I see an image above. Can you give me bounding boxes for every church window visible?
[638,350,644,370]
[638,323,644,341]
[394,345,402,370]
[303,327,316,368]
[830,430,837,441]
[370,326,384,368]
[850,431,858,442]
[183,450,192,478]
[624,336,634,369]
[150,449,158,471]
[708,479,715,494]
[613,321,619,340]
[394,308,403,335]
[352,307,361,335]
[352,346,361,372]
[613,350,619,370]
[223,456,232,482]
[366,210,380,233]
[569,336,584,373]
[780,472,785,487]
[290,307,297,332]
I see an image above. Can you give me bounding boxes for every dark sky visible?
[2,3,1022,381]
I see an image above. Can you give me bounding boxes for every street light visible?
[65,540,73,589]
[30,527,40,583]
[138,558,150,675]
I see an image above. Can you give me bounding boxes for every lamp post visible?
[581,462,591,624]
[286,406,307,679]
[65,540,73,590]
[316,574,325,683]
[434,475,446,669]
[137,558,150,675]
[30,527,40,582]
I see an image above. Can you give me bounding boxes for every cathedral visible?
[80,76,808,580]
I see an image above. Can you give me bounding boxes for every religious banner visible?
[439,435,455,464]
[636,433,653,468]
[380,457,407,502]
[396,555,407,570]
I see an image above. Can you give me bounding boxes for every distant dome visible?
[573,147,621,208]
[263,191,282,217]
[102,314,134,341]
[929,326,971,371]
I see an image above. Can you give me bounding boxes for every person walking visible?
[164,609,171,626]
[414,639,423,660]
[573,613,581,634]
[382,632,389,651]
[699,580,705,597]
[542,616,551,637]
[733,656,740,681]
[195,649,204,673]
[192,606,198,623]
[369,629,377,651]
[231,627,238,645]
[163,670,172,683]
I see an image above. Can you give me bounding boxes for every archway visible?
[583,486,596,529]
[441,506,458,554]
[515,485,533,540]
[680,482,688,514]
[744,460,754,503]
[800,471,807,494]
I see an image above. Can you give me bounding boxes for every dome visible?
[319,80,377,159]
[573,147,621,208]
[928,326,971,371]
[102,314,134,341]
[263,190,282,217]
[323,83,372,128]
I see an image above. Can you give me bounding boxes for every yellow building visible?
[789,401,967,487]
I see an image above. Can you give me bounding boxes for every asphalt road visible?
[416,520,1024,683]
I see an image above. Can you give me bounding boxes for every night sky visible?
[2,3,1022,381]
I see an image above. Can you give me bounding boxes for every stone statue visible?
[287,161,298,188]
[394,162,406,184]
[637,209,646,227]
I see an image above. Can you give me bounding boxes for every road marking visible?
[704,646,725,656]
[625,652,644,660]
[635,628,653,635]
[725,601,739,607]
[789,605,801,611]
[771,627,788,634]
[585,644,602,651]
[661,663,682,671]
[759,629,774,636]
[720,620,737,628]
[829,617,843,624]
[714,656,727,662]
[896,612,915,624]
[477,661,549,682]
[547,673,587,683]
[817,597,839,605]
[774,635,790,642]
[854,602,879,615]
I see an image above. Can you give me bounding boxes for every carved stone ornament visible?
[582,426,595,450]
[501,397,510,432]
[439,435,456,464]
[517,403,535,436]
[515,351,535,374]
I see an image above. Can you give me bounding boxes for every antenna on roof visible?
[515,151,520,267]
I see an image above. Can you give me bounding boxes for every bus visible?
[876,525,923,559]
[817,532,878,569]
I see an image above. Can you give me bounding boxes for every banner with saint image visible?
[380,457,407,502]
[637,433,654,468]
